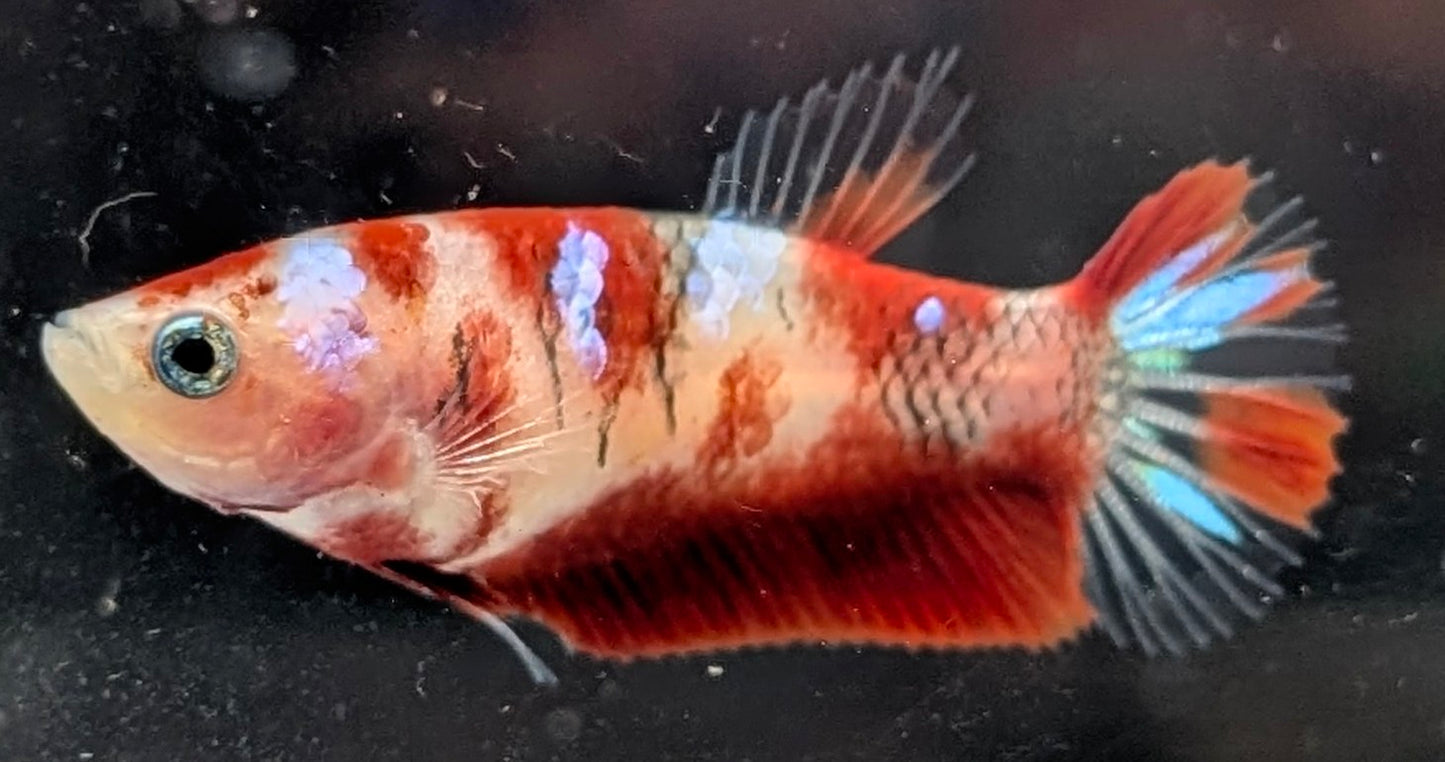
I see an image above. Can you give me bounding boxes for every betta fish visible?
[41,47,1347,684]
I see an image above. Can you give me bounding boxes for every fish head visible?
[42,236,401,511]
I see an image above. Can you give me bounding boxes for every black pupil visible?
[171,336,215,375]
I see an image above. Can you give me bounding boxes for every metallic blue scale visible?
[913,296,945,334]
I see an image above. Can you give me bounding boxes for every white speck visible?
[277,238,378,377]
[96,577,121,617]
[551,222,610,378]
[1370,147,1386,166]
[429,87,448,107]
[685,222,787,339]
[913,295,945,334]
[705,664,724,678]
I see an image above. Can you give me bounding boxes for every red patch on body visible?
[470,405,1096,659]
[283,397,366,468]
[800,245,995,374]
[697,351,790,470]
[446,207,670,398]
[323,511,427,565]
[451,308,516,418]
[348,220,436,305]
[135,243,272,300]
[361,435,413,492]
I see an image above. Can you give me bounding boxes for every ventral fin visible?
[702,46,977,258]
[368,561,558,686]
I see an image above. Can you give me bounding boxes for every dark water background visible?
[2,1,1444,759]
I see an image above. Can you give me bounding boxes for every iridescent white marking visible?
[550,222,609,379]
[276,237,377,376]
[913,295,945,334]
[684,222,788,339]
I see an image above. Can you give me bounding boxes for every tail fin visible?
[1068,160,1349,656]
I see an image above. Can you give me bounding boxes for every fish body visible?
[41,48,1347,675]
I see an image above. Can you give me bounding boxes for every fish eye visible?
[150,312,238,398]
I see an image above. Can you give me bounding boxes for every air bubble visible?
[138,0,182,29]
[189,0,239,25]
[544,707,583,743]
[196,27,297,102]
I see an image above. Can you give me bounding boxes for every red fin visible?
[474,414,1094,659]
[1200,388,1347,529]
[799,149,959,257]
[1071,161,1252,314]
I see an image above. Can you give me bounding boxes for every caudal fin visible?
[1069,160,1348,655]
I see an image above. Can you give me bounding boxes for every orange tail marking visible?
[1073,161,1253,313]
[1200,388,1348,529]
[1235,249,1328,324]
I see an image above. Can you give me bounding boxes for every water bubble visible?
[96,577,121,617]
[137,0,182,29]
[196,27,297,102]
[189,0,239,25]
[544,707,583,743]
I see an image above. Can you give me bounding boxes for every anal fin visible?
[471,425,1094,659]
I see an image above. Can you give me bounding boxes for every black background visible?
[2,1,1444,760]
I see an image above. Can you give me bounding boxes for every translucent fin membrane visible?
[1082,164,1348,655]
[702,46,977,256]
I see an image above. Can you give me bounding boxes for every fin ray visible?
[702,47,976,257]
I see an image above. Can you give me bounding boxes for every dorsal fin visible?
[701,46,977,258]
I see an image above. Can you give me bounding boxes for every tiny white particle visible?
[705,664,724,678]
[913,295,945,334]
